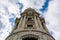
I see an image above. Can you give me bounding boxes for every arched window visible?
[22,37,38,40]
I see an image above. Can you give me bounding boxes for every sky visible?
[0,0,60,40]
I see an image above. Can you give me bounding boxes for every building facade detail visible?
[6,8,55,40]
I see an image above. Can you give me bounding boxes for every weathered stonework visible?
[6,8,55,40]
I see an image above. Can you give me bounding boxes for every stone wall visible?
[6,30,55,40]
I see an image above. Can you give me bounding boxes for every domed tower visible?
[6,8,55,40]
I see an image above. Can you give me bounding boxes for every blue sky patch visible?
[17,2,23,12]
[0,21,4,30]
[9,18,15,26]
[0,32,3,36]
[9,18,15,23]
[50,31,54,36]
[40,0,50,12]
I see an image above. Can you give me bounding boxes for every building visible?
[6,8,55,40]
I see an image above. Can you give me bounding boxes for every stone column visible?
[21,16,26,29]
[37,17,42,28]
[34,16,39,29]
[38,17,49,33]
[18,17,23,29]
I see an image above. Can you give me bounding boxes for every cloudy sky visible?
[0,0,60,40]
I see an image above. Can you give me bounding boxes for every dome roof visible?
[20,8,40,16]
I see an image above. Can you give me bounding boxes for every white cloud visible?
[0,0,20,40]
[19,0,45,12]
[0,13,12,40]
[44,0,60,40]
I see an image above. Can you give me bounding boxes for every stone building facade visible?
[6,8,55,40]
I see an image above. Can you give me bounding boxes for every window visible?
[27,25,33,28]
[28,17,33,21]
